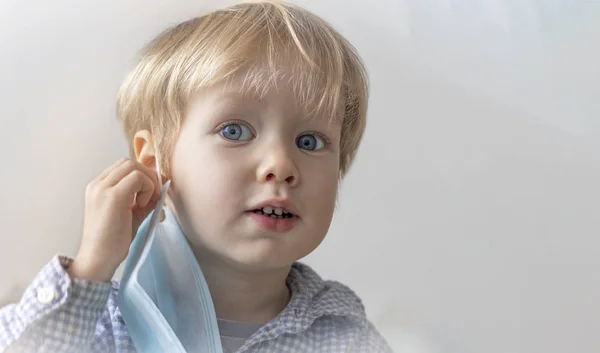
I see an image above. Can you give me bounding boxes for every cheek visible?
[303,159,339,217]
[317,177,338,217]
[171,138,246,211]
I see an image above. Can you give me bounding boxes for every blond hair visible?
[116,0,369,178]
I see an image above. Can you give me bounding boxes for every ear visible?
[133,130,156,169]
[134,130,167,222]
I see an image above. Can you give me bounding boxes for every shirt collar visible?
[242,261,367,349]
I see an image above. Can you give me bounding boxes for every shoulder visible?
[288,263,393,352]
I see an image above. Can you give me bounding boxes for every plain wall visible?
[0,1,598,352]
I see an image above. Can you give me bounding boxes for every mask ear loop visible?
[155,144,167,222]
[155,143,163,187]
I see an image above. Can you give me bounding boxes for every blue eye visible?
[296,134,325,151]
[219,123,253,141]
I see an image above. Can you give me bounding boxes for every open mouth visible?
[251,206,294,219]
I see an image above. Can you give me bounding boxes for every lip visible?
[246,212,298,233]
[248,199,300,217]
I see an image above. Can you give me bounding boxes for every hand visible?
[68,158,161,282]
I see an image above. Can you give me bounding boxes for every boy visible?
[0,1,393,352]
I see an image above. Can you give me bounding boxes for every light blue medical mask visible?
[117,160,223,353]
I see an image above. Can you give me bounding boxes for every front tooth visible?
[263,206,273,214]
[274,207,283,216]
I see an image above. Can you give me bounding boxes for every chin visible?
[225,241,311,270]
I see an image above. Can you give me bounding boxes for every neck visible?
[193,248,292,324]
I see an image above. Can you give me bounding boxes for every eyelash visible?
[300,131,331,150]
[215,120,331,149]
[215,119,256,137]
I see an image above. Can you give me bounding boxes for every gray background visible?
[0,1,598,352]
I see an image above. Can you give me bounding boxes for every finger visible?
[135,185,154,208]
[136,162,162,203]
[136,176,163,208]
[96,158,130,182]
[115,169,157,207]
[104,160,160,196]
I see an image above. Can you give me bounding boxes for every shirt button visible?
[36,286,56,304]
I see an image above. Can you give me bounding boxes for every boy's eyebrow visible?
[212,85,265,103]
[187,85,258,110]
[213,92,265,110]
[190,89,261,120]
[217,90,253,100]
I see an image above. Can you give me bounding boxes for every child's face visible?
[166,76,342,270]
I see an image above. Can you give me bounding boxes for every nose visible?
[256,146,300,187]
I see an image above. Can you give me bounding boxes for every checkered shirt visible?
[0,256,393,353]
